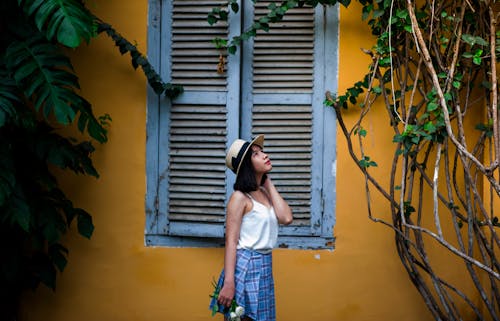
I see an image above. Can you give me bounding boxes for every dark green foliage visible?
[0,119,99,317]
[0,0,182,319]
[208,0,351,54]
[6,36,82,125]
[96,22,183,98]
[17,0,95,48]
[1,1,101,309]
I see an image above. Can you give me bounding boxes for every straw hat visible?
[225,134,265,176]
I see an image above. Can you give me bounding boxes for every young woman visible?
[210,134,293,321]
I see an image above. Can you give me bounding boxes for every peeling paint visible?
[331,159,337,177]
[314,254,321,260]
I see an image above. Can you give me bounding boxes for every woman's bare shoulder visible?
[229,190,247,203]
[228,190,252,214]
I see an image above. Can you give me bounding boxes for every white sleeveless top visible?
[237,193,279,254]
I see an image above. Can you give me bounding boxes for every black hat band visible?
[231,141,250,174]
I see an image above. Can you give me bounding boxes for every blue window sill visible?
[145,235,335,250]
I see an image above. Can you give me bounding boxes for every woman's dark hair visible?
[233,151,258,192]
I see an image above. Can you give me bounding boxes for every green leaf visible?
[427,102,438,112]
[359,156,378,168]
[475,123,493,137]
[5,35,108,142]
[379,57,391,66]
[207,13,217,25]
[163,83,184,99]
[373,9,385,18]
[43,218,62,244]
[49,243,68,272]
[396,9,408,19]
[218,10,228,21]
[362,4,372,20]
[230,2,239,13]
[19,0,95,48]
[38,256,57,290]
[77,210,94,239]
[474,37,488,46]
[8,191,31,232]
[338,0,351,7]
[423,121,436,133]
[481,81,492,90]
[5,36,80,125]
[228,45,237,54]
[437,72,447,79]
[0,69,22,127]
[461,34,476,45]
[403,202,415,217]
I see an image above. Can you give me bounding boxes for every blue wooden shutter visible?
[241,1,335,240]
[146,0,337,247]
[151,0,241,238]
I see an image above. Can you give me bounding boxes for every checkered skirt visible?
[209,248,276,321]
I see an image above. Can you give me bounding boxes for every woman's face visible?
[250,145,272,174]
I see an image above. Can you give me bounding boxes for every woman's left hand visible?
[262,176,293,225]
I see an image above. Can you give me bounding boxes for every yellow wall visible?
[21,1,471,321]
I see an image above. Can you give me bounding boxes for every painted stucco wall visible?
[21,1,474,320]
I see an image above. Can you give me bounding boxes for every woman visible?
[210,134,293,321]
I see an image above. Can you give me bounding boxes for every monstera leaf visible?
[5,36,80,125]
[17,0,95,48]
[0,68,22,128]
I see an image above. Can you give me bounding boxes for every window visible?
[145,0,338,249]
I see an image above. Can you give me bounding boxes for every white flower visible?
[235,306,245,316]
[229,311,240,321]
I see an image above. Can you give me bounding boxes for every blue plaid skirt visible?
[209,248,276,321]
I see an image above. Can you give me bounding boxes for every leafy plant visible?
[0,0,182,319]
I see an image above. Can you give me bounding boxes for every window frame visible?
[145,0,339,249]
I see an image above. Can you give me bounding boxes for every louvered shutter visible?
[156,0,241,238]
[147,0,337,246]
[241,1,327,236]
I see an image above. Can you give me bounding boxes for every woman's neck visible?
[255,174,263,187]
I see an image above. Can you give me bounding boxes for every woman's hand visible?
[262,176,293,225]
[262,174,273,190]
[217,282,235,307]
